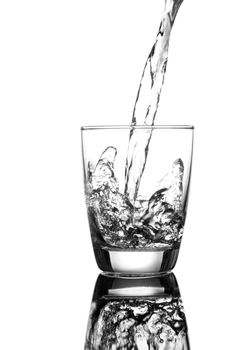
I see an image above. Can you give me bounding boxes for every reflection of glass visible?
[85,273,190,349]
[81,126,194,274]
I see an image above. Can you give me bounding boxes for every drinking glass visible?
[81,125,194,274]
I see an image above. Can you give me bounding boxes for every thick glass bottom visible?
[93,246,180,275]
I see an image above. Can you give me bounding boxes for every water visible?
[125,0,184,202]
[86,0,185,253]
[85,296,188,350]
[87,147,185,250]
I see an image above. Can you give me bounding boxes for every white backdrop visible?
[0,0,249,349]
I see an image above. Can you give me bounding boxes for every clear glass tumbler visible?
[81,125,194,274]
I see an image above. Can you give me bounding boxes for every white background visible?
[0,0,249,349]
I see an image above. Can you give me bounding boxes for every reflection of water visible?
[84,273,190,350]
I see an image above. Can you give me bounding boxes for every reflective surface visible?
[85,273,190,349]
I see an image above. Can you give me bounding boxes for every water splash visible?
[87,156,185,249]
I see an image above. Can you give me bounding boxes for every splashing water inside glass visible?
[86,0,185,250]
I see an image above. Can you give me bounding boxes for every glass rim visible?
[81,125,194,131]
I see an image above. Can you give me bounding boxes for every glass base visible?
[93,246,179,275]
